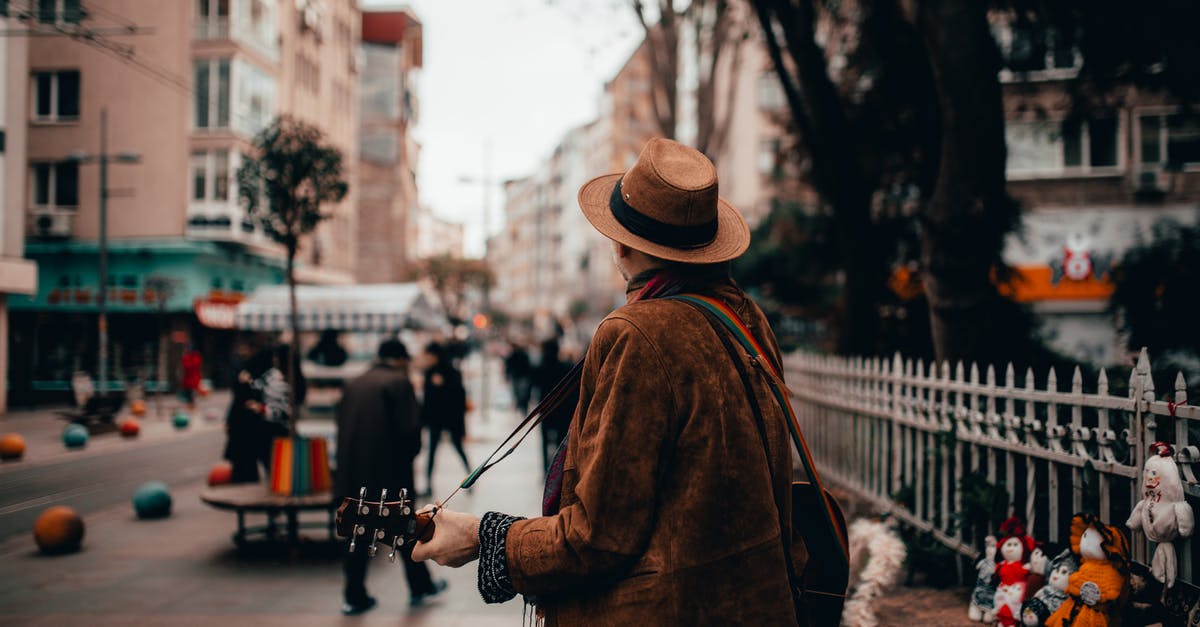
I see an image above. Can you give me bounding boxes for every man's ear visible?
[614,242,633,259]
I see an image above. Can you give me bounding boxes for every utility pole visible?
[70,108,139,396]
[460,140,494,422]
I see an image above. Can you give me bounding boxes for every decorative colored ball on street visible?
[119,418,140,438]
[0,433,26,461]
[62,424,89,449]
[172,412,190,429]
[132,481,172,519]
[33,505,85,554]
[202,408,221,423]
[130,399,147,416]
[207,461,233,486]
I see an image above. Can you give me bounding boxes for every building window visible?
[36,0,81,24]
[1006,118,1121,177]
[194,59,231,129]
[758,73,785,111]
[194,0,229,39]
[758,139,779,175]
[998,20,1079,74]
[1140,113,1200,169]
[190,149,233,202]
[31,161,79,208]
[31,70,80,122]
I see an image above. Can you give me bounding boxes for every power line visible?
[10,0,270,132]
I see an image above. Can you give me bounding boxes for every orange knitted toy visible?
[1045,514,1130,627]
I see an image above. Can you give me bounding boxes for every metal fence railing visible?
[784,348,1198,584]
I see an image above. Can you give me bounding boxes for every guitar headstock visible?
[334,487,435,562]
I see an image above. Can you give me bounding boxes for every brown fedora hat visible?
[578,138,750,264]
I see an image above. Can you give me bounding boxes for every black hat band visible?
[609,177,718,249]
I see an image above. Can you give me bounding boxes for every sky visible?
[360,0,645,257]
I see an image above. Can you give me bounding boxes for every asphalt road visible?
[0,428,225,541]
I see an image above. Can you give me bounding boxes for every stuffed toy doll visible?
[1025,546,1049,601]
[969,535,998,622]
[1127,441,1195,588]
[1045,514,1130,627]
[991,517,1036,626]
[1021,549,1079,626]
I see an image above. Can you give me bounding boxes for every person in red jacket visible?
[180,346,203,408]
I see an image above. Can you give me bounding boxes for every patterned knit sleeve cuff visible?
[477,511,525,604]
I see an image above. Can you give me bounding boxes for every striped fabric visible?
[232,283,445,332]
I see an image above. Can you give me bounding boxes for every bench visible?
[200,483,337,549]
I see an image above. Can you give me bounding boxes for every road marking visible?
[0,483,112,516]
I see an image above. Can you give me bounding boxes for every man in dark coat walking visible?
[336,339,445,614]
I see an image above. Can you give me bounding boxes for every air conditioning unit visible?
[31,210,74,239]
[1137,169,1171,194]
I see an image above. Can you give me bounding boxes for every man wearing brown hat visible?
[412,138,801,624]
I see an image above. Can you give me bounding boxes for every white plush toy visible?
[1127,441,1196,587]
[968,535,998,622]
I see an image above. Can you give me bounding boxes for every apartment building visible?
[0,8,39,412]
[8,0,360,401]
[358,7,421,283]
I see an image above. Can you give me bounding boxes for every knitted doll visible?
[1045,514,1130,627]
[1025,546,1049,600]
[1127,441,1195,588]
[991,517,1036,627]
[1021,549,1079,626]
[969,535,998,622]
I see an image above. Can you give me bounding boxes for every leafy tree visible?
[406,254,493,326]
[237,116,348,429]
[1111,217,1200,381]
[748,0,1200,364]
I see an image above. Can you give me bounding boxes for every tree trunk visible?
[286,242,300,434]
[752,0,885,355]
[915,0,1015,364]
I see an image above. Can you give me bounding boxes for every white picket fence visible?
[783,348,1199,582]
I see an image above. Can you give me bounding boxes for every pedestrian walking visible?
[179,345,203,408]
[335,339,446,614]
[420,341,471,496]
[503,341,533,416]
[412,138,808,624]
[531,337,572,472]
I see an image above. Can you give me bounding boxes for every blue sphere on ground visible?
[132,481,172,519]
[62,424,88,449]
[171,412,190,429]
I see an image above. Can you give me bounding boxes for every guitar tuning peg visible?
[379,489,390,517]
[369,529,386,557]
[358,486,368,516]
[388,536,400,563]
[349,524,365,553]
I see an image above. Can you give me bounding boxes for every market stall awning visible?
[229,283,446,332]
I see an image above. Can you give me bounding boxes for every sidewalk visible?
[0,393,228,470]
[0,387,543,626]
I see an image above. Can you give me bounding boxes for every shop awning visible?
[231,283,446,332]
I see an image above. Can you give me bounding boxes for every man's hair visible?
[378,338,410,361]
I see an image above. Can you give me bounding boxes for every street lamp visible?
[68,108,141,397]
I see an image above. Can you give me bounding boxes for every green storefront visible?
[9,239,285,405]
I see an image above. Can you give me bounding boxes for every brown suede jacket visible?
[504,279,802,625]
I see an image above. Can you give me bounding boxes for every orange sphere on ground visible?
[119,419,140,438]
[130,399,147,416]
[0,433,25,461]
[207,461,233,486]
[33,506,85,554]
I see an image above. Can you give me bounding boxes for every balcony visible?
[194,17,230,40]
